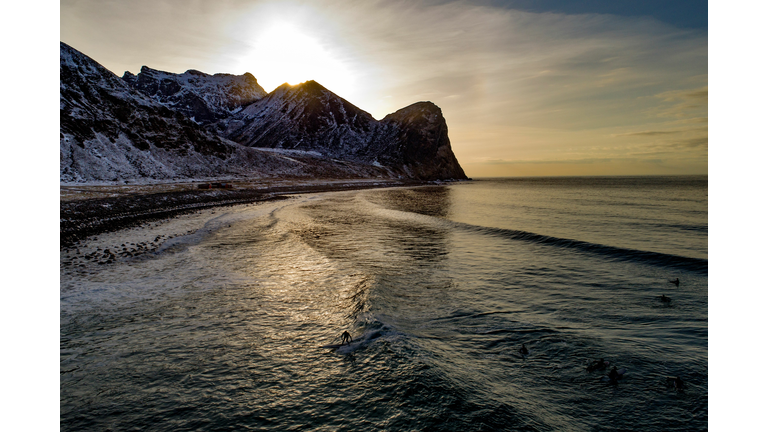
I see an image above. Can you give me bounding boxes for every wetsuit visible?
[608,368,619,381]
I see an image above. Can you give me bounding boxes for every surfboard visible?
[320,344,345,349]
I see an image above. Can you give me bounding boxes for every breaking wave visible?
[460,223,708,274]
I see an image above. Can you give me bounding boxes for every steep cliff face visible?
[222,81,467,180]
[122,67,267,124]
[373,102,467,180]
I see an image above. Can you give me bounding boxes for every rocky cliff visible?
[220,81,467,180]
[60,42,234,182]
[122,67,267,124]
[222,81,377,157]
[60,42,467,183]
[373,102,467,180]
[60,42,391,183]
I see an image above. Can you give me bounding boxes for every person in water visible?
[669,278,680,287]
[660,295,671,302]
[588,358,607,371]
[667,376,684,390]
[608,366,620,382]
[673,377,684,390]
[520,343,529,356]
[341,331,352,346]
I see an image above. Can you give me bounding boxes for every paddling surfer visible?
[608,366,620,382]
[588,358,607,372]
[673,376,684,390]
[667,376,685,390]
[341,331,352,346]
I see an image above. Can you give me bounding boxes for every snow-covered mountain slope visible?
[221,81,377,157]
[221,81,467,180]
[122,67,266,124]
[60,42,390,183]
[60,42,466,183]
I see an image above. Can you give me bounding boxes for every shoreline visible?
[60,178,444,247]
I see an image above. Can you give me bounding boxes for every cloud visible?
[478,157,637,165]
[625,134,708,156]
[613,131,681,137]
[654,86,708,120]
[678,117,708,124]
[675,137,708,148]
[656,86,708,102]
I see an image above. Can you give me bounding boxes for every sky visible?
[60,0,708,177]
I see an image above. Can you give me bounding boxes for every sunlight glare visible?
[246,21,357,99]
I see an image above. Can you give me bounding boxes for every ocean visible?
[60,176,708,431]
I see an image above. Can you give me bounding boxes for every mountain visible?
[372,101,467,180]
[221,81,377,157]
[122,67,267,124]
[60,42,231,182]
[60,42,389,183]
[220,81,467,180]
[60,42,467,183]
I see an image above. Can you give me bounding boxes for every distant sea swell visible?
[461,223,708,274]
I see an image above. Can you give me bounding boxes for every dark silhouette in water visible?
[608,366,620,382]
[587,358,608,372]
[519,344,529,356]
[669,278,680,286]
[341,331,352,346]
[667,376,685,390]
[660,295,671,303]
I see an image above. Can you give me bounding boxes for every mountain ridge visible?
[122,66,267,124]
[60,42,467,183]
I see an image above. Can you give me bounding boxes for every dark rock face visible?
[60,42,467,183]
[222,81,377,157]
[374,102,467,180]
[61,43,356,183]
[122,67,267,125]
[222,81,467,180]
[60,42,240,182]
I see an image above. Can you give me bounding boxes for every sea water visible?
[60,176,707,431]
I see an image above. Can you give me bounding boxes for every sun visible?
[245,21,357,98]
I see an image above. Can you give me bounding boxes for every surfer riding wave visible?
[341,331,352,345]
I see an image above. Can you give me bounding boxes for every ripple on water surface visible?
[61,179,707,431]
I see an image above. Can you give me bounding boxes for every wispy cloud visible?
[654,86,708,119]
[613,131,681,137]
[679,117,708,124]
[656,87,708,103]
[479,157,631,165]
[674,137,708,149]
